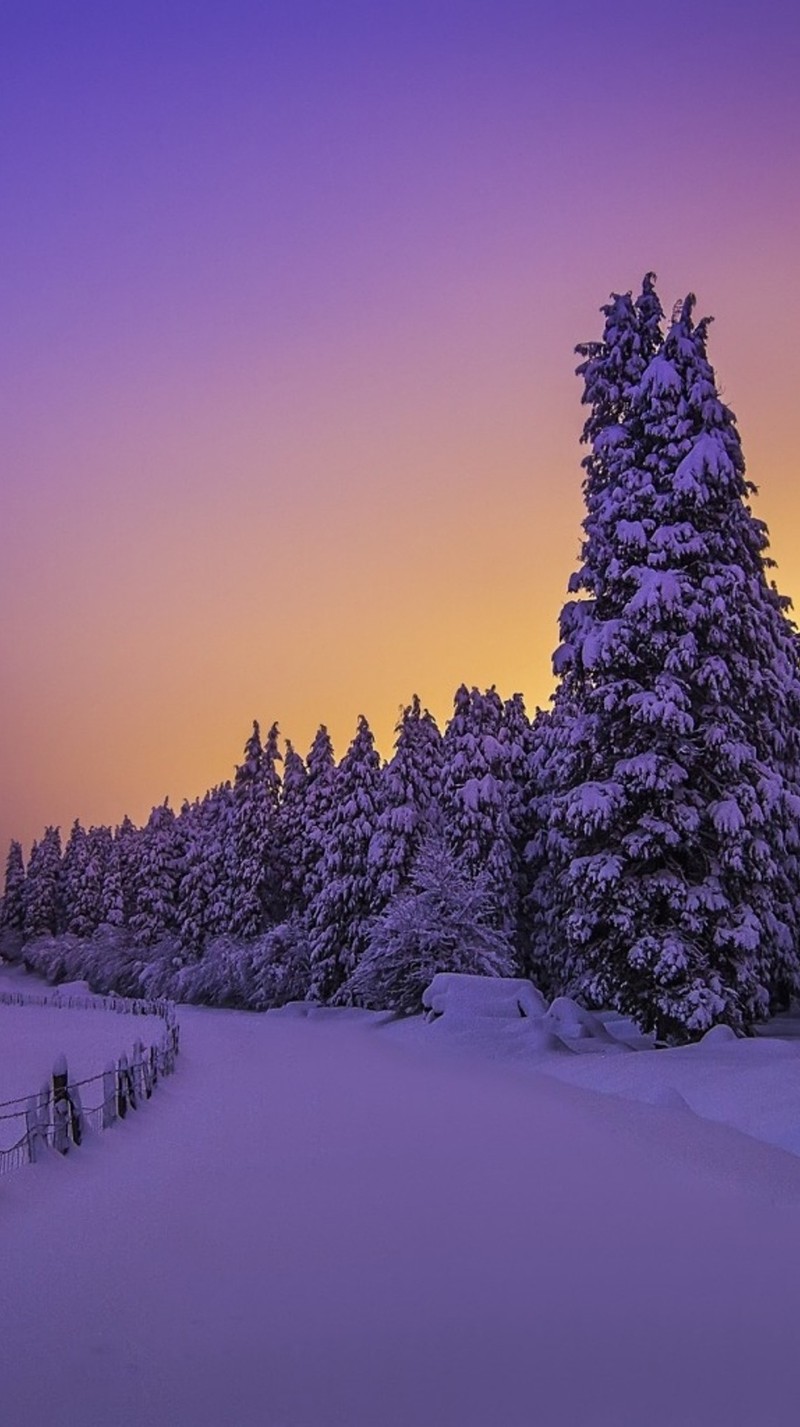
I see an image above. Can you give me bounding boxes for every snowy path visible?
[4,1002,800,1426]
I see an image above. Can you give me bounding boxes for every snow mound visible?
[695,1023,739,1049]
[422,973,547,1022]
[543,996,615,1043]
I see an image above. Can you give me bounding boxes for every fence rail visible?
[0,986,179,1176]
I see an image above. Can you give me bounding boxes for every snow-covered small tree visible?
[1,841,26,934]
[345,837,516,1013]
[307,715,384,1002]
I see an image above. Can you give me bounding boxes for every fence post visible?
[69,1082,84,1147]
[52,1054,71,1154]
[102,1062,117,1129]
[37,1082,50,1149]
[117,1055,129,1118]
[132,1040,146,1102]
[25,1097,40,1164]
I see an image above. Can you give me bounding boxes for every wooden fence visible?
[0,988,180,1176]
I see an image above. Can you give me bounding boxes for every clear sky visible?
[2,0,799,855]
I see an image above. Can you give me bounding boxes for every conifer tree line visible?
[4,274,800,1042]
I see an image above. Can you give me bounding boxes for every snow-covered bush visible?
[173,935,256,1008]
[248,917,314,1009]
[344,839,515,1014]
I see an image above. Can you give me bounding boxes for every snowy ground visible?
[3,963,800,1426]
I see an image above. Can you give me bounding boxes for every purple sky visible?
[2,0,799,851]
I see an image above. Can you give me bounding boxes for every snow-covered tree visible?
[497,692,540,955]
[1,840,26,933]
[230,722,276,940]
[275,740,309,919]
[297,725,337,906]
[23,826,63,940]
[114,814,141,926]
[61,820,91,936]
[201,785,236,938]
[307,715,384,1002]
[176,799,217,956]
[64,822,116,937]
[528,277,668,985]
[545,280,800,1040]
[441,685,518,942]
[93,825,125,928]
[130,801,180,947]
[345,837,516,1013]
[369,695,444,906]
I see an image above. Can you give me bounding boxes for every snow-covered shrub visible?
[174,935,256,1008]
[343,838,516,1014]
[247,918,313,1009]
[22,934,79,984]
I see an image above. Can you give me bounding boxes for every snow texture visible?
[4,962,800,1427]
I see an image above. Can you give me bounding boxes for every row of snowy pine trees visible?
[4,274,800,1042]
[1,693,530,1013]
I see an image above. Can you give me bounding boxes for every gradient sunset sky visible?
[2,0,799,855]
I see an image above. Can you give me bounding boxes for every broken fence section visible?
[0,989,179,1176]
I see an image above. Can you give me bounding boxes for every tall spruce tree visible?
[545,279,800,1041]
[529,275,666,984]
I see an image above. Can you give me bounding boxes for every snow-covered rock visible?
[422,972,546,1022]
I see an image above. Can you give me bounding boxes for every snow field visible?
[4,976,800,1425]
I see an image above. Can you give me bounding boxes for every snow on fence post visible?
[102,1063,117,1129]
[51,1055,71,1154]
